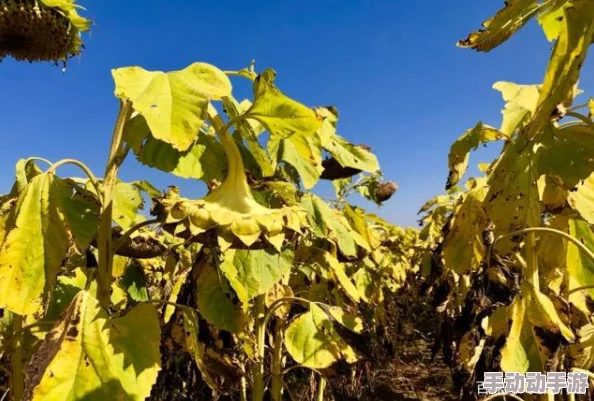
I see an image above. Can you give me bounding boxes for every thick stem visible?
[317,377,326,401]
[97,100,133,310]
[270,320,284,401]
[11,315,23,401]
[252,294,267,401]
[240,375,248,401]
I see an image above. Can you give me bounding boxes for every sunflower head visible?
[0,0,91,63]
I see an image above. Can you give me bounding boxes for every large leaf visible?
[218,248,293,307]
[245,70,323,188]
[301,194,368,258]
[324,134,379,175]
[523,0,594,141]
[0,174,69,315]
[485,138,541,253]
[446,122,507,189]
[442,184,489,275]
[499,287,574,373]
[113,62,232,151]
[25,291,161,401]
[194,257,247,334]
[284,303,362,369]
[539,123,594,189]
[124,114,227,181]
[457,0,540,52]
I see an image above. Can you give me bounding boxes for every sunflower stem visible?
[97,99,133,310]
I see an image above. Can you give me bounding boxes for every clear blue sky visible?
[1,1,593,227]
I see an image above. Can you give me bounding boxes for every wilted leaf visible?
[284,303,361,369]
[218,248,293,308]
[124,114,227,182]
[457,0,540,52]
[25,291,161,401]
[0,173,69,315]
[446,122,506,189]
[113,62,232,151]
[194,258,247,334]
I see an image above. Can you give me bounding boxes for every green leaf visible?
[485,138,541,253]
[56,180,100,250]
[565,218,594,316]
[124,114,227,182]
[268,132,323,189]
[0,173,69,315]
[539,123,594,189]
[523,1,594,141]
[446,122,507,189]
[457,0,540,52]
[245,70,323,188]
[246,70,321,140]
[493,81,541,137]
[25,291,161,401]
[120,263,149,302]
[218,248,293,307]
[113,62,232,151]
[442,184,489,275]
[113,181,144,231]
[323,252,361,303]
[284,303,361,369]
[181,309,219,392]
[324,134,379,174]
[195,257,247,334]
[301,194,362,258]
[537,1,567,41]
[568,173,594,224]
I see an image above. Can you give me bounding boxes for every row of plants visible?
[419,1,594,400]
[0,2,423,400]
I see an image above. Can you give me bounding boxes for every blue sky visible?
[1,1,593,227]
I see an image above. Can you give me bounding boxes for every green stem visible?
[97,99,133,310]
[270,320,284,401]
[253,294,267,401]
[317,377,326,401]
[11,315,23,401]
[46,158,102,202]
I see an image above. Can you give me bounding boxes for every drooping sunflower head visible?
[0,0,90,63]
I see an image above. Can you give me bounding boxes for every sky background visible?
[1,0,593,228]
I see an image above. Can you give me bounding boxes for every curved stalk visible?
[565,112,594,133]
[24,156,53,169]
[488,227,594,272]
[97,99,133,310]
[46,158,102,201]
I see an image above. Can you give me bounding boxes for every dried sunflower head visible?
[0,0,90,63]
